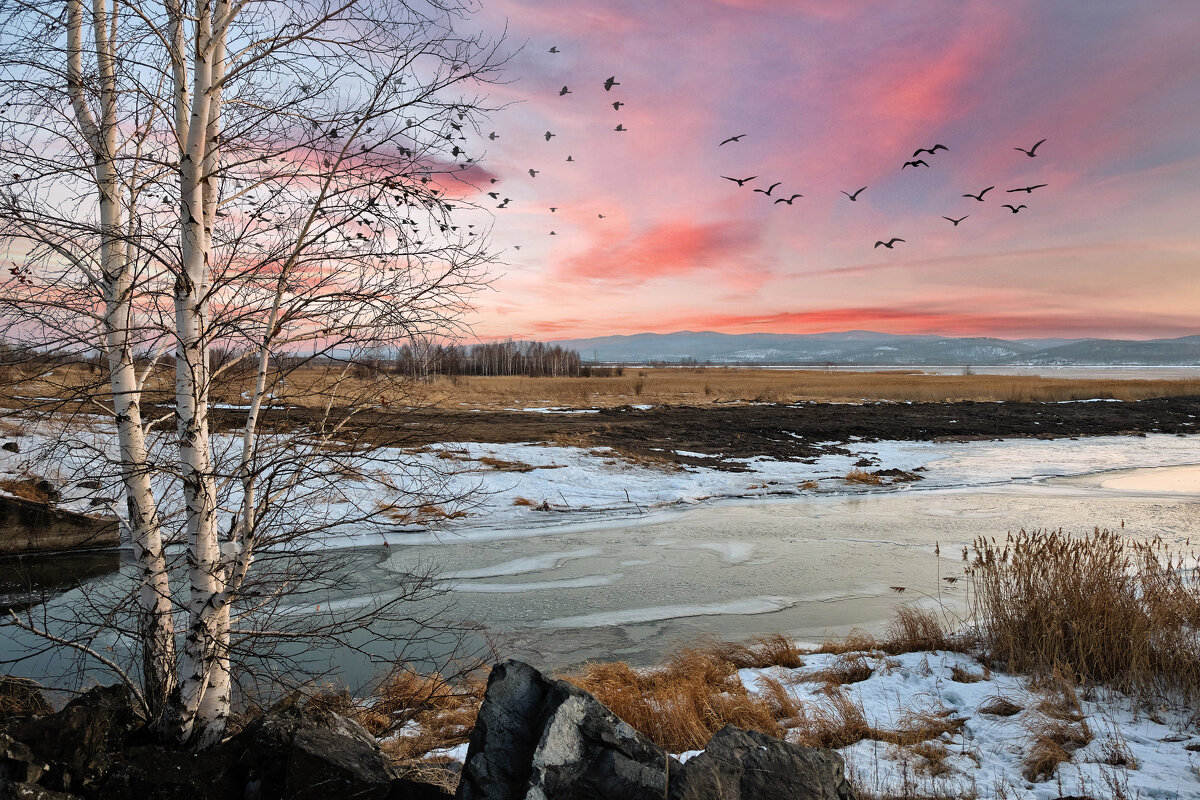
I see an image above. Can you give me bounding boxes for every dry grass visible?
[968,528,1200,700]
[815,607,954,658]
[1022,715,1092,782]
[0,475,56,503]
[562,646,785,752]
[477,456,536,472]
[410,368,1200,409]
[10,364,1200,412]
[977,696,1023,717]
[511,496,536,507]
[698,633,806,669]
[845,468,884,485]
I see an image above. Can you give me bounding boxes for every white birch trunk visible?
[67,0,178,718]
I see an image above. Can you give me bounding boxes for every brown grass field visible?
[6,363,1200,411]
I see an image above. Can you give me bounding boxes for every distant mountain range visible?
[548,331,1200,366]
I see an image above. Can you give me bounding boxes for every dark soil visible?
[209,396,1200,470]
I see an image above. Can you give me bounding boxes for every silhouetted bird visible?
[604,76,620,91]
[719,134,747,146]
[1006,184,1047,194]
[753,181,781,196]
[962,186,994,201]
[544,131,555,141]
[614,124,626,132]
[1014,138,1046,157]
[913,144,948,157]
[497,198,510,208]
[566,155,574,162]
[549,207,557,212]
[612,101,624,111]
[842,187,867,201]
[943,215,968,226]
[722,175,757,187]
[528,169,539,178]
[549,231,557,235]
[874,238,905,248]
[488,132,499,140]
[598,214,606,218]
[902,159,929,169]
[1002,204,1027,213]
[559,86,571,96]
[774,194,803,204]
[549,46,559,53]
[487,191,499,199]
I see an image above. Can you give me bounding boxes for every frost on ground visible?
[737,650,1200,800]
[4,416,1200,546]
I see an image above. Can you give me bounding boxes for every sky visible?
[455,0,1200,342]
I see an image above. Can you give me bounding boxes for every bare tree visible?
[0,0,504,746]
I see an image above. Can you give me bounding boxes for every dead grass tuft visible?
[844,468,884,485]
[511,496,536,507]
[949,664,989,683]
[562,647,785,752]
[885,605,950,654]
[968,528,1200,701]
[477,456,536,472]
[0,475,57,504]
[1022,715,1092,782]
[699,633,806,670]
[977,696,1023,717]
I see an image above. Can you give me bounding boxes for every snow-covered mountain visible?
[549,331,1200,366]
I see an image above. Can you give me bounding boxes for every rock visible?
[1,442,18,454]
[8,684,142,793]
[457,659,676,800]
[0,677,52,720]
[668,725,855,800]
[1,732,48,785]
[1,782,81,799]
[232,703,395,800]
[96,744,239,800]
[0,496,119,556]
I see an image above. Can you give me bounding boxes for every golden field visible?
[6,364,1200,411]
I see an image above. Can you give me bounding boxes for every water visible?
[5,463,1198,688]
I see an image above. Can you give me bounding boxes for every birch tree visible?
[0,0,503,746]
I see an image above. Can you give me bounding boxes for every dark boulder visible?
[1,443,18,454]
[388,776,455,799]
[1,732,48,786]
[93,744,240,800]
[232,703,395,800]
[1,782,81,799]
[7,684,142,792]
[668,725,855,800]
[457,659,676,800]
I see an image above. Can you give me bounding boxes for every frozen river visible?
[5,448,1199,688]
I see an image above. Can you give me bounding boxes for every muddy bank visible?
[211,395,1200,469]
[0,495,119,556]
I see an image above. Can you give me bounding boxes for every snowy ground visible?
[737,650,1200,800]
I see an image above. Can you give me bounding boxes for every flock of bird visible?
[716,135,1051,250]
[477,45,1051,255]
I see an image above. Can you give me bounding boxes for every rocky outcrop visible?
[457,659,676,800]
[669,725,856,800]
[0,496,118,556]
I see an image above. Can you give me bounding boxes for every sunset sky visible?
[458,1,1200,342]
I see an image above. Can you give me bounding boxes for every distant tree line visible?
[391,339,611,378]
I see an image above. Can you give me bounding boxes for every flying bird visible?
[774,194,803,204]
[1002,204,1027,213]
[544,131,555,141]
[488,132,499,140]
[902,159,930,169]
[752,181,782,196]
[612,101,624,111]
[722,175,757,186]
[549,207,557,212]
[962,186,994,201]
[487,191,499,199]
[874,238,905,248]
[549,230,557,235]
[604,76,620,91]
[842,187,867,201]
[719,134,747,146]
[1006,184,1047,193]
[548,46,559,53]
[528,169,539,178]
[1014,138,1046,157]
[942,215,968,226]
[614,124,627,132]
[566,155,574,162]
[559,86,571,96]
[597,214,606,219]
[913,144,949,157]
